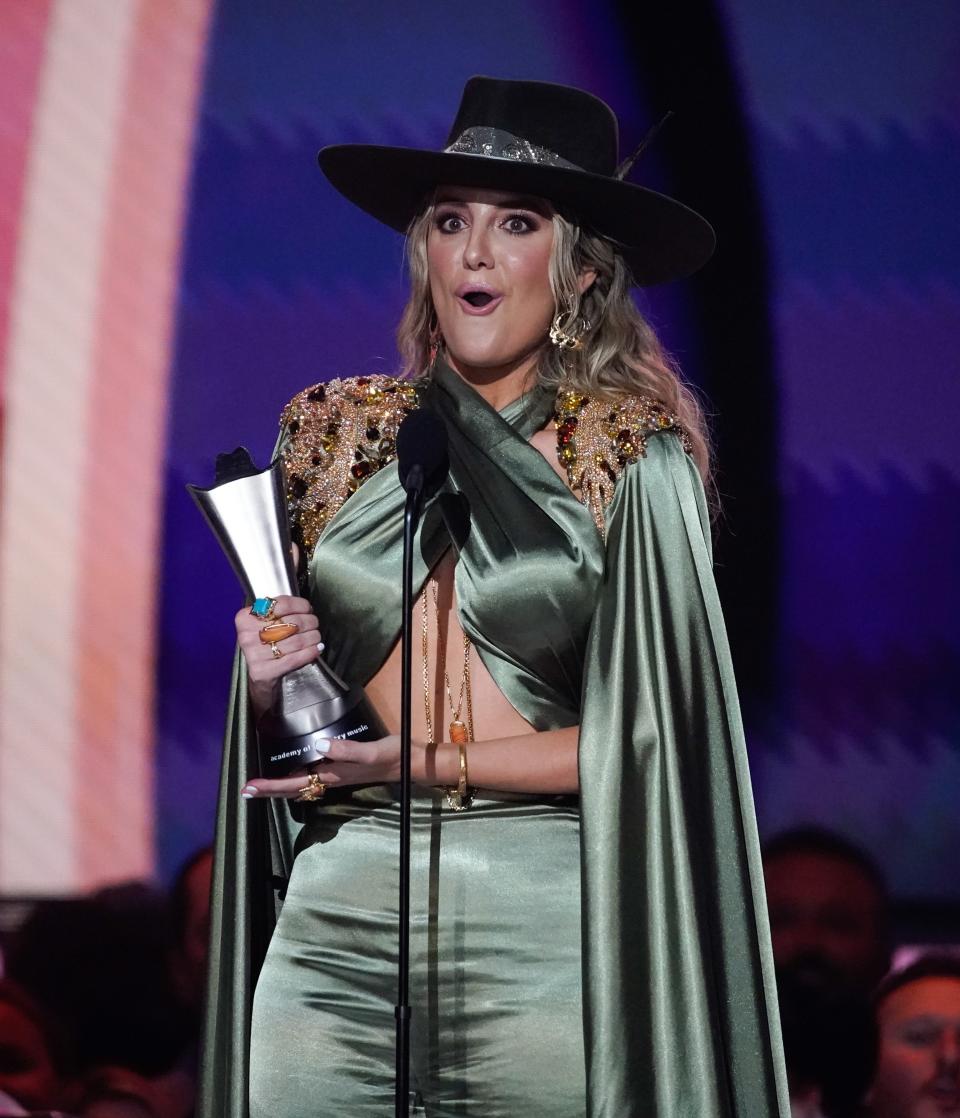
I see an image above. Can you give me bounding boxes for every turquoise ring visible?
[250,596,278,620]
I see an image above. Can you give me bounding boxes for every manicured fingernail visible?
[317,642,326,653]
[241,786,257,798]
[315,739,331,755]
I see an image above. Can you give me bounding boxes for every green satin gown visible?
[199,361,790,1118]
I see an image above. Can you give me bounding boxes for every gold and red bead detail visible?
[280,375,421,554]
[554,389,691,535]
[280,375,690,554]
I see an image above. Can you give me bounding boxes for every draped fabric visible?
[248,788,586,1116]
[311,362,602,732]
[199,361,788,1117]
[578,436,789,1116]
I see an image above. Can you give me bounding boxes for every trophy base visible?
[257,692,388,778]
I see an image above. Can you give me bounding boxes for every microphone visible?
[393,405,449,1117]
[396,409,449,498]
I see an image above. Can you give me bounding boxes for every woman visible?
[200,77,789,1117]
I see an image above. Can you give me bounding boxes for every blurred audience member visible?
[0,978,74,1113]
[764,827,890,1117]
[7,883,188,1079]
[6,883,193,1117]
[764,827,890,998]
[776,964,875,1117]
[3,849,215,1118]
[75,1064,194,1118]
[167,847,213,1022]
[865,955,960,1118]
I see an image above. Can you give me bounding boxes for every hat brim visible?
[318,145,715,287]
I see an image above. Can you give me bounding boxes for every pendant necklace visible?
[420,578,475,746]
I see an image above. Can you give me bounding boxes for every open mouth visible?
[928,1085,960,1111]
[455,285,503,314]
[463,291,495,308]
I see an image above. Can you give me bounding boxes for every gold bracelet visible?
[444,739,471,812]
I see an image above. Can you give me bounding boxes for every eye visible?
[435,210,466,234]
[502,213,536,234]
[902,1026,939,1048]
[897,1018,943,1048]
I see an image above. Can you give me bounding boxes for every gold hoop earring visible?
[549,305,591,351]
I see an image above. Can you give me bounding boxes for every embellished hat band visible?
[444,126,581,171]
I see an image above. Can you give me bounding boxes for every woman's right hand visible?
[235,595,323,715]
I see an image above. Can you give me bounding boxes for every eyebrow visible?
[894,1014,951,1030]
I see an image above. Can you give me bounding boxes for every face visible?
[427,186,584,383]
[869,978,960,1118]
[764,851,887,992]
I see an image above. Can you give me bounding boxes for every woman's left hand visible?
[240,736,404,800]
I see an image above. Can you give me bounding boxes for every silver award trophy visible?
[187,447,387,778]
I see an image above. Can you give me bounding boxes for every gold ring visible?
[295,773,326,802]
[259,621,299,645]
[271,645,283,659]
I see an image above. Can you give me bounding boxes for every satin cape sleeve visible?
[199,654,299,1118]
[578,432,789,1117]
[198,418,306,1118]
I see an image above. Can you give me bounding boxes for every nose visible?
[463,222,493,270]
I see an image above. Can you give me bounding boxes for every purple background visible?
[157,0,960,901]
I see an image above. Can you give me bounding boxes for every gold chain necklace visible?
[420,578,474,746]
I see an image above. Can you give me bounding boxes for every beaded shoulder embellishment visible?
[554,389,692,535]
[280,375,421,555]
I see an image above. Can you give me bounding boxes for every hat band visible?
[444,126,581,171]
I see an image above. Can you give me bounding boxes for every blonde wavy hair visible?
[396,200,712,486]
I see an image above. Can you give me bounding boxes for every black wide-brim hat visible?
[319,76,715,287]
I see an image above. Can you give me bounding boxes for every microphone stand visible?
[395,462,424,1118]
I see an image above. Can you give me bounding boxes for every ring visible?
[250,596,278,620]
[271,645,283,659]
[295,773,326,802]
[258,621,299,645]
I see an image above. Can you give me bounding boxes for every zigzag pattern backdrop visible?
[721,0,960,895]
[1,1,957,898]
[157,0,669,879]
